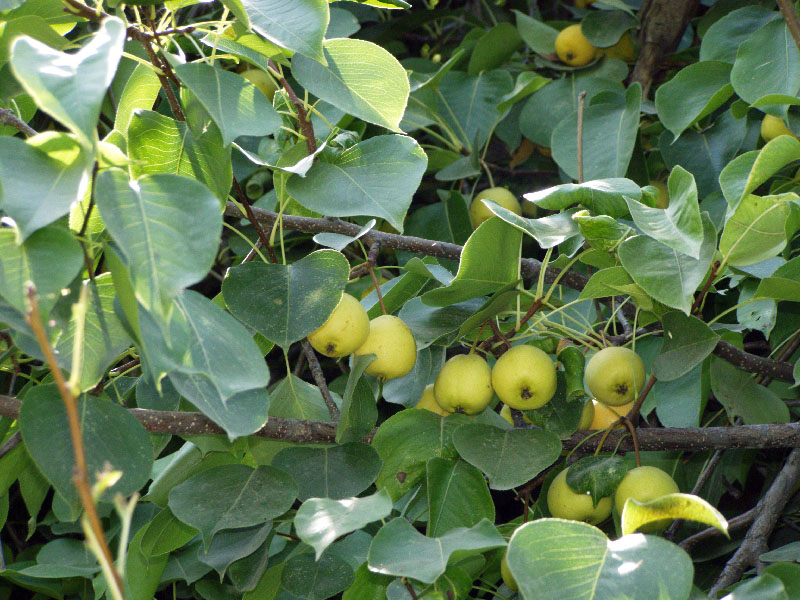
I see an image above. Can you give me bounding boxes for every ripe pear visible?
[649,181,669,209]
[354,315,416,380]
[307,294,369,358]
[589,399,634,430]
[585,346,646,406]
[614,466,679,530]
[547,469,612,524]
[500,551,518,592]
[469,187,521,228]
[577,398,594,430]
[600,33,636,62]
[555,24,596,67]
[434,353,494,415]
[415,384,451,417]
[491,345,557,410]
[761,114,795,142]
[240,68,279,102]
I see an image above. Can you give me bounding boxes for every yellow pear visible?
[308,294,369,358]
[555,24,596,67]
[469,187,521,228]
[600,33,636,62]
[434,353,494,415]
[500,551,518,592]
[585,346,646,406]
[577,399,594,430]
[415,384,451,417]
[491,345,557,410]
[614,466,679,530]
[354,315,417,380]
[761,114,796,142]
[589,399,634,430]
[547,469,612,524]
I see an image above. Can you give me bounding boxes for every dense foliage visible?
[2,0,800,598]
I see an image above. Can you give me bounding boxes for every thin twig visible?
[0,108,36,137]
[24,288,125,598]
[0,432,21,460]
[232,179,278,263]
[625,374,658,422]
[691,260,720,315]
[268,59,316,154]
[300,339,339,422]
[664,448,725,541]
[777,0,800,54]
[140,40,185,121]
[576,91,587,184]
[479,299,543,352]
[62,0,194,43]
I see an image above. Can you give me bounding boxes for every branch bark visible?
[710,448,800,596]
[630,0,701,97]
[0,108,36,137]
[225,202,797,382]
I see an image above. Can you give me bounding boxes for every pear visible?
[307,294,369,357]
[354,315,416,380]
[585,346,645,406]
[491,345,557,410]
[434,353,494,415]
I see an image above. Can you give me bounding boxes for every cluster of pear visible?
[308,294,417,380]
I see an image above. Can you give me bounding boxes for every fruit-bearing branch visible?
[3,394,800,451]
[225,202,796,382]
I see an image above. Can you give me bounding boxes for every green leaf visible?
[10,17,125,147]
[484,203,581,248]
[618,214,716,314]
[524,373,585,438]
[368,518,505,584]
[711,357,790,424]
[721,574,788,600]
[719,194,799,268]
[51,274,132,392]
[659,110,747,196]
[19,385,153,507]
[699,6,778,64]
[399,298,484,349]
[20,539,99,578]
[198,523,271,577]
[755,256,800,301]
[730,19,800,109]
[292,38,409,131]
[581,10,637,47]
[467,23,522,76]
[653,312,720,382]
[0,225,82,317]
[566,456,628,507]
[287,135,426,232]
[295,490,392,559]
[506,519,694,600]
[95,171,222,312]
[172,61,281,147]
[573,210,631,252]
[514,10,558,55]
[372,409,471,501]
[336,358,379,444]
[271,442,381,501]
[524,178,641,219]
[621,493,729,537]
[520,76,623,149]
[139,508,199,557]
[427,458,494,536]
[268,375,334,422]
[342,564,392,600]
[625,166,704,258]
[452,423,562,491]
[239,0,328,63]
[552,84,641,182]
[222,250,349,348]
[199,29,283,73]
[115,63,162,137]
[655,62,733,139]
[168,464,296,547]
[422,218,522,307]
[128,110,232,204]
[145,293,270,438]
[719,137,800,210]
[282,552,354,600]
[497,71,551,114]
[0,134,91,240]
[363,268,431,319]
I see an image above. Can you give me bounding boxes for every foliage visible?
[0,0,800,599]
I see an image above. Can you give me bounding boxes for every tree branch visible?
[300,339,339,421]
[777,0,800,54]
[710,448,800,596]
[0,108,36,137]
[225,202,797,382]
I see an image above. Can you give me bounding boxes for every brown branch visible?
[630,0,701,98]
[691,260,720,315]
[232,179,278,263]
[139,40,185,122]
[62,0,194,43]
[625,374,658,422]
[710,448,800,595]
[0,108,36,137]
[778,0,800,54]
[267,59,316,154]
[300,339,339,422]
[24,289,125,597]
[480,299,543,352]
[713,340,794,383]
